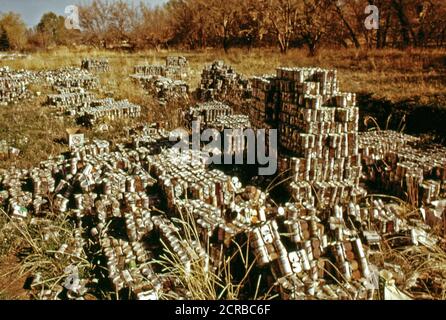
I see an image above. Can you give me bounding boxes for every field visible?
[1,47,446,169]
[1,47,446,300]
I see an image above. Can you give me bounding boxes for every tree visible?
[0,28,9,51]
[333,0,361,48]
[30,0,446,51]
[166,0,212,49]
[267,0,301,54]
[419,0,446,47]
[36,12,67,47]
[238,0,270,49]
[373,0,394,49]
[0,12,27,51]
[391,0,416,48]
[132,4,173,50]
[107,0,139,44]
[78,0,112,47]
[207,0,241,53]
[294,0,333,56]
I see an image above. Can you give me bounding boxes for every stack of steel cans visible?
[1,117,444,299]
[133,64,165,76]
[256,67,364,208]
[77,98,142,126]
[81,58,110,72]
[199,60,251,102]
[165,56,190,80]
[43,67,99,92]
[359,130,446,206]
[130,74,189,103]
[187,101,233,125]
[149,149,232,210]
[0,67,31,105]
[46,91,94,113]
[129,124,172,150]
[0,140,20,161]
[0,53,27,60]
[206,114,251,131]
[249,75,277,130]
[133,56,189,80]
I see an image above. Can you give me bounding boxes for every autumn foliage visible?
[1,0,446,54]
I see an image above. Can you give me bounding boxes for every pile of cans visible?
[422,199,446,236]
[0,53,27,60]
[46,91,94,113]
[0,140,20,161]
[165,56,190,80]
[267,192,442,299]
[133,56,189,80]
[77,98,142,126]
[2,58,446,299]
[1,121,443,300]
[149,147,380,298]
[199,60,251,102]
[27,220,89,300]
[0,135,164,297]
[100,234,161,295]
[0,129,224,298]
[46,90,142,126]
[206,114,251,131]
[247,67,363,208]
[131,57,190,103]
[129,124,172,151]
[1,67,99,106]
[150,148,277,270]
[150,149,226,209]
[0,67,31,105]
[133,65,165,76]
[153,214,210,278]
[131,74,189,103]
[166,56,189,68]
[249,75,277,129]
[359,130,446,207]
[186,101,233,125]
[81,58,110,72]
[180,101,252,158]
[42,67,99,92]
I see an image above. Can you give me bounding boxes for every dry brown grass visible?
[371,238,446,300]
[0,207,95,300]
[0,95,69,169]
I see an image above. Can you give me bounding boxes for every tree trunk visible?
[392,0,416,47]
[441,28,446,47]
[223,27,229,53]
[279,43,287,54]
[335,6,360,49]
[380,12,391,48]
[308,45,317,56]
[306,37,318,56]
[0,31,9,51]
[200,27,206,49]
[223,37,229,53]
[278,34,288,54]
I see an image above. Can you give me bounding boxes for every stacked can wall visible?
[249,67,364,208]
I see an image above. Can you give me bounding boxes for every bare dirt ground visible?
[0,254,29,300]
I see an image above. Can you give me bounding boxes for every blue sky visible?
[0,0,167,27]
